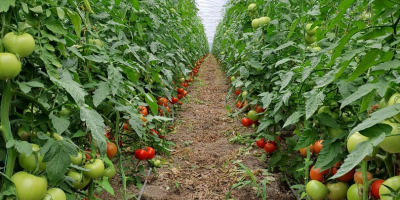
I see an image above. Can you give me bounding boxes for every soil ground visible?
[100,56,295,200]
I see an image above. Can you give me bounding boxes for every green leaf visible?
[84,55,110,63]
[49,114,70,134]
[107,65,123,96]
[50,74,87,107]
[359,124,392,138]
[283,111,304,128]
[0,0,15,12]
[30,6,43,13]
[316,113,339,128]
[347,48,381,81]
[331,134,384,180]
[80,107,107,155]
[372,59,400,72]
[129,0,140,11]
[43,140,76,184]
[327,28,360,69]
[43,16,68,35]
[67,10,82,38]
[256,118,273,133]
[145,93,158,116]
[305,90,325,120]
[340,83,379,109]
[280,71,294,92]
[275,41,295,51]
[360,90,375,113]
[93,82,111,107]
[314,140,343,171]
[286,18,300,41]
[349,104,400,135]
[6,140,32,156]
[294,128,319,150]
[97,177,115,195]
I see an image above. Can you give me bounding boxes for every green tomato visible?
[0,53,22,80]
[305,33,316,44]
[70,151,85,166]
[305,23,318,36]
[11,171,48,200]
[248,110,259,121]
[67,171,90,190]
[259,17,271,25]
[379,98,388,109]
[242,91,248,97]
[252,18,261,28]
[179,77,185,83]
[89,39,103,47]
[379,120,400,153]
[230,76,235,82]
[59,107,71,116]
[41,188,66,200]
[326,182,348,200]
[83,159,105,179]
[328,128,344,138]
[4,32,35,57]
[387,92,400,123]
[354,57,360,63]
[19,144,46,173]
[306,180,328,200]
[318,106,338,119]
[347,184,362,200]
[18,127,30,141]
[379,176,400,200]
[347,132,377,161]
[103,167,117,179]
[154,159,162,167]
[248,3,256,11]
[312,46,321,51]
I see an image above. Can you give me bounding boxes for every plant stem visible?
[11,90,50,114]
[115,111,127,200]
[361,161,368,200]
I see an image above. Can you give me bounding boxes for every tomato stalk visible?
[115,111,127,200]
[0,81,17,179]
[361,161,369,200]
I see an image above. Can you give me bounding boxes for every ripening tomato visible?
[135,149,148,160]
[106,142,117,159]
[183,90,188,97]
[157,98,168,106]
[146,147,155,159]
[241,117,252,127]
[314,140,323,154]
[138,106,148,116]
[256,138,266,148]
[264,142,277,153]
[4,32,35,57]
[371,179,385,199]
[354,170,372,184]
[299,144,315,157]
[256,106,265,113]
[179,101,182,105]
[310,166,329,182]
[326,182,348,200]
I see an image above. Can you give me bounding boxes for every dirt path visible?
[138,56,294,200]
[101,56,295,200]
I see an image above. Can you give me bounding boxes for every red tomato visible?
[271,136,281,145]
[123,123,129,130]
[177,88,184,94]
[157,98,168,107]
[171,97,179,104]
[310,166,329,182]
[371,179,385,199]
[234,90,241,95]
[135,149,148,160]
[256,138,266,148]
[331,163,355,182]
[241,117,252,127]
[264,143,277,153]
[256,106,265,113]
[179,101,182,105]
[146,147,155,159]
[177,94,183,99]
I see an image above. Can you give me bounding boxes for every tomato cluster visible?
[255,137,281,154]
